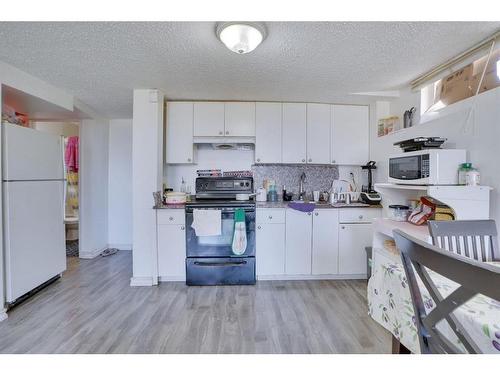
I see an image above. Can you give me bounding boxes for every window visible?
[421,48,500,113]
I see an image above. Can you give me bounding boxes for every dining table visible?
[367,246,500,354]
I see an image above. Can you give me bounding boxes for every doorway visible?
[31,121,80,258]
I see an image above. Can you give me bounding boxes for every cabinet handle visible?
[169,217,174,221]
[341,226,345,229]
[219,131,223,135]
[332,160,336,164]
[359,215,364,219]
[257,225,261,229]
[307,212,312,216]
[225,130,229,135]
[187,158,192,162]
[268,215,272,219]
[181,226,185,230]
[302,159,306,163]
[314,212,318,216]
[257,158,261,162]
[308,158,312,162]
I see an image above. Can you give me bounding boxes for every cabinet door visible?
[282,103,307,164]
[225,102,255,136]
[256,223,285,276]
[166,102,194,164]
[306,103,331,164]
[193,102,225,137]
[312,210,339,275]
[331,105,369,165]
[255,102,282,164]
[158,224,186,279]
[338,223,372,276]
[285,209,312,275]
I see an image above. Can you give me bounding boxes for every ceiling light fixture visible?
[216,22,266,54]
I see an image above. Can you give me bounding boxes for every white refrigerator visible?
[2,123,66,303]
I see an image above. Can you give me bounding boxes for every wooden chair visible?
[393,229,500,354]
[428,220,500,262]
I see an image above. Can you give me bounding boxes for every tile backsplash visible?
[252,164,339,198]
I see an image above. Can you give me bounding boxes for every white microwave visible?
[388,149,466,185]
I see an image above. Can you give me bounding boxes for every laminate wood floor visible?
[0,251,391,354]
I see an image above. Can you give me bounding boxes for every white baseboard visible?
[257,274,367,281]
[0,309,8,322]
[159,276,185,282]
[108,243,132,251]
[79,245,107,259]
[130,276,156,287]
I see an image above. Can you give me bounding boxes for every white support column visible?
[131,89,164,286]
[0,83,7,321]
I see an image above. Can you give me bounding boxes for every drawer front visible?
[186,257,256,286]
[256,208,286,224]
[339,208,381,223]
[157,209,186,225]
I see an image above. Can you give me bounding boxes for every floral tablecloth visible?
[367,251,500,353]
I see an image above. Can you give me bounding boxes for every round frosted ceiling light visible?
[217,23,265,54]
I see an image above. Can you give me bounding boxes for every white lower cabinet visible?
[312,210,339,275]
[285,209,312,275]
[256,223,286,276]
[338,223,372,276]
[157,217,186,280]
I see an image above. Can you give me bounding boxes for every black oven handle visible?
[185,208,255,213]
[193,260,248,267]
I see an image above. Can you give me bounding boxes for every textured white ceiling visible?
[0,22,498,118]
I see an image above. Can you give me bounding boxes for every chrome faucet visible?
[298,172,306,201]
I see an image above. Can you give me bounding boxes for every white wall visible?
[370,86,500,223]
[80,118,110,258]
[33,121,79,137]
[165,145,255,191]
[108,119,133,250]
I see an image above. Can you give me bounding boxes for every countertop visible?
[154,201,382,210]
[256,201,382,209]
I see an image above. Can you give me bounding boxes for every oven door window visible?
[196,216,234,246]
[389,155,422,180]
[186,210,255,257]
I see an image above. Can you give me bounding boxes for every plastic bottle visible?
[458,163,472,185]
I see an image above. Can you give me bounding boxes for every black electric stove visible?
[185,177,256,286]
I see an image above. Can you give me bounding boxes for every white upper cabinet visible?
[331,105,369,165]
[193,102,225,137]
[166,102,194,164]
[306,103,331,164]
[224,102,255,136]
[282,103,307,164]
[255,102,282,164]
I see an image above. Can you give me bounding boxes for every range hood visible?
[193,136,255,150]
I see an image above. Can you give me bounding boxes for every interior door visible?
[306,103,331,164]
[282,103,307,164]
[4,180,66,302]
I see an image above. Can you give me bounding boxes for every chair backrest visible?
[428,220,500,262]
[393,229,500,354]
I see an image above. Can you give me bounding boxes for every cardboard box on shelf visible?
[470,49,500,94]
[436,63,474,106]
